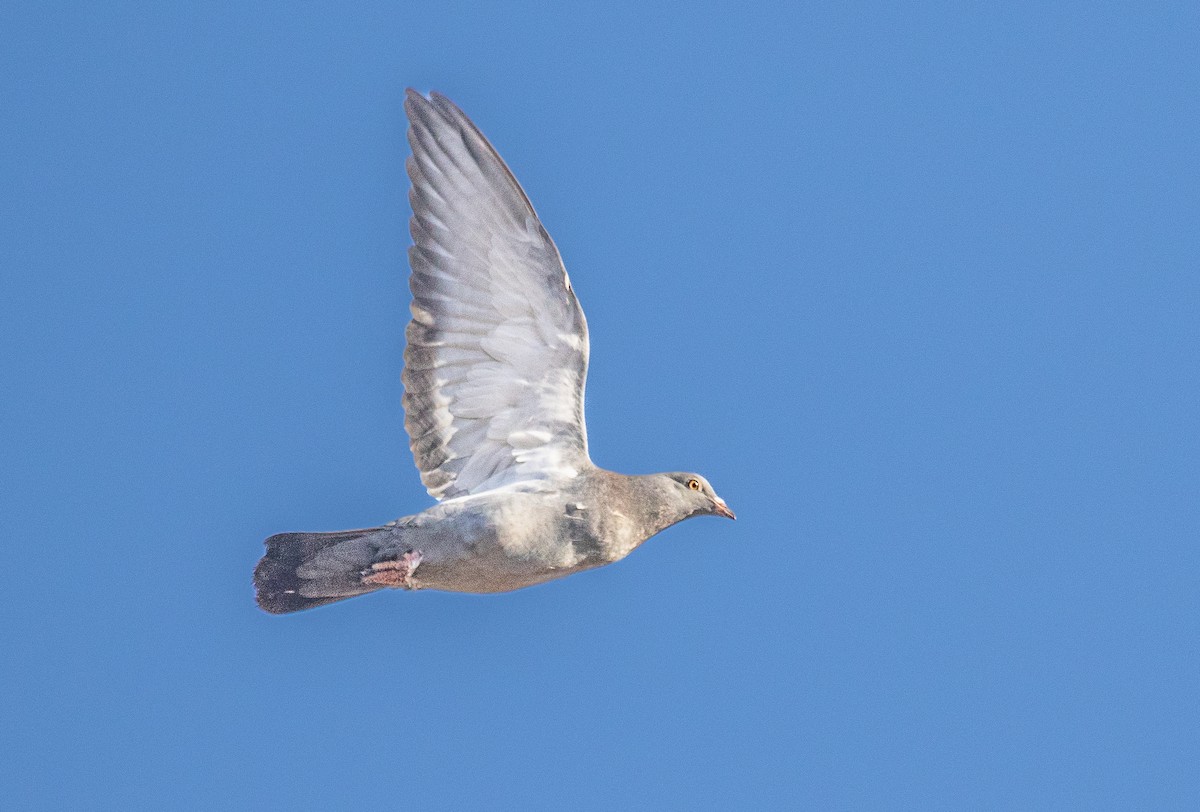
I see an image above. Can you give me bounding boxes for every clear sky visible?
[2,2,1197,809]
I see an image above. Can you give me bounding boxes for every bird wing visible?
[402,90,591,501]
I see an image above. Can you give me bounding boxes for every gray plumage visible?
[254,90,733,614]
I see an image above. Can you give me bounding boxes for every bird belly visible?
[397,498,596,594]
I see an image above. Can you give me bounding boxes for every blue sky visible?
[2,1,1197,808]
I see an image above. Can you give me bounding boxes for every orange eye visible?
[687,479,701,491]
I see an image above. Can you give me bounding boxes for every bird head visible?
[661,472,736,520]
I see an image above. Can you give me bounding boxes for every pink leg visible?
[361,549,424,589]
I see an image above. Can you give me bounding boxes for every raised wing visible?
[402,90,591,501]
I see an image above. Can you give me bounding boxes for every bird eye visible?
[687,479,700,491]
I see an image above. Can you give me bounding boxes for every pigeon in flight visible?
[254,90,734,614]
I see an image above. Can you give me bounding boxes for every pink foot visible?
[361,549,423,589]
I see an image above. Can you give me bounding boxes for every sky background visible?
[2,2,1198,808]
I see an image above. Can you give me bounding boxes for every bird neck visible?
[624,473,691,537]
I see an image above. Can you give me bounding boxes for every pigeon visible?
[254,90,734,614]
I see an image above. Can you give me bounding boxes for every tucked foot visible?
[361,549,424,589]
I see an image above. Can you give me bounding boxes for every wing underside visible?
[402,90,591,501]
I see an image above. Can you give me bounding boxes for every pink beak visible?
[712,498,736,520]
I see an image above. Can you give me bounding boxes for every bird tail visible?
[254,527,389,614]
